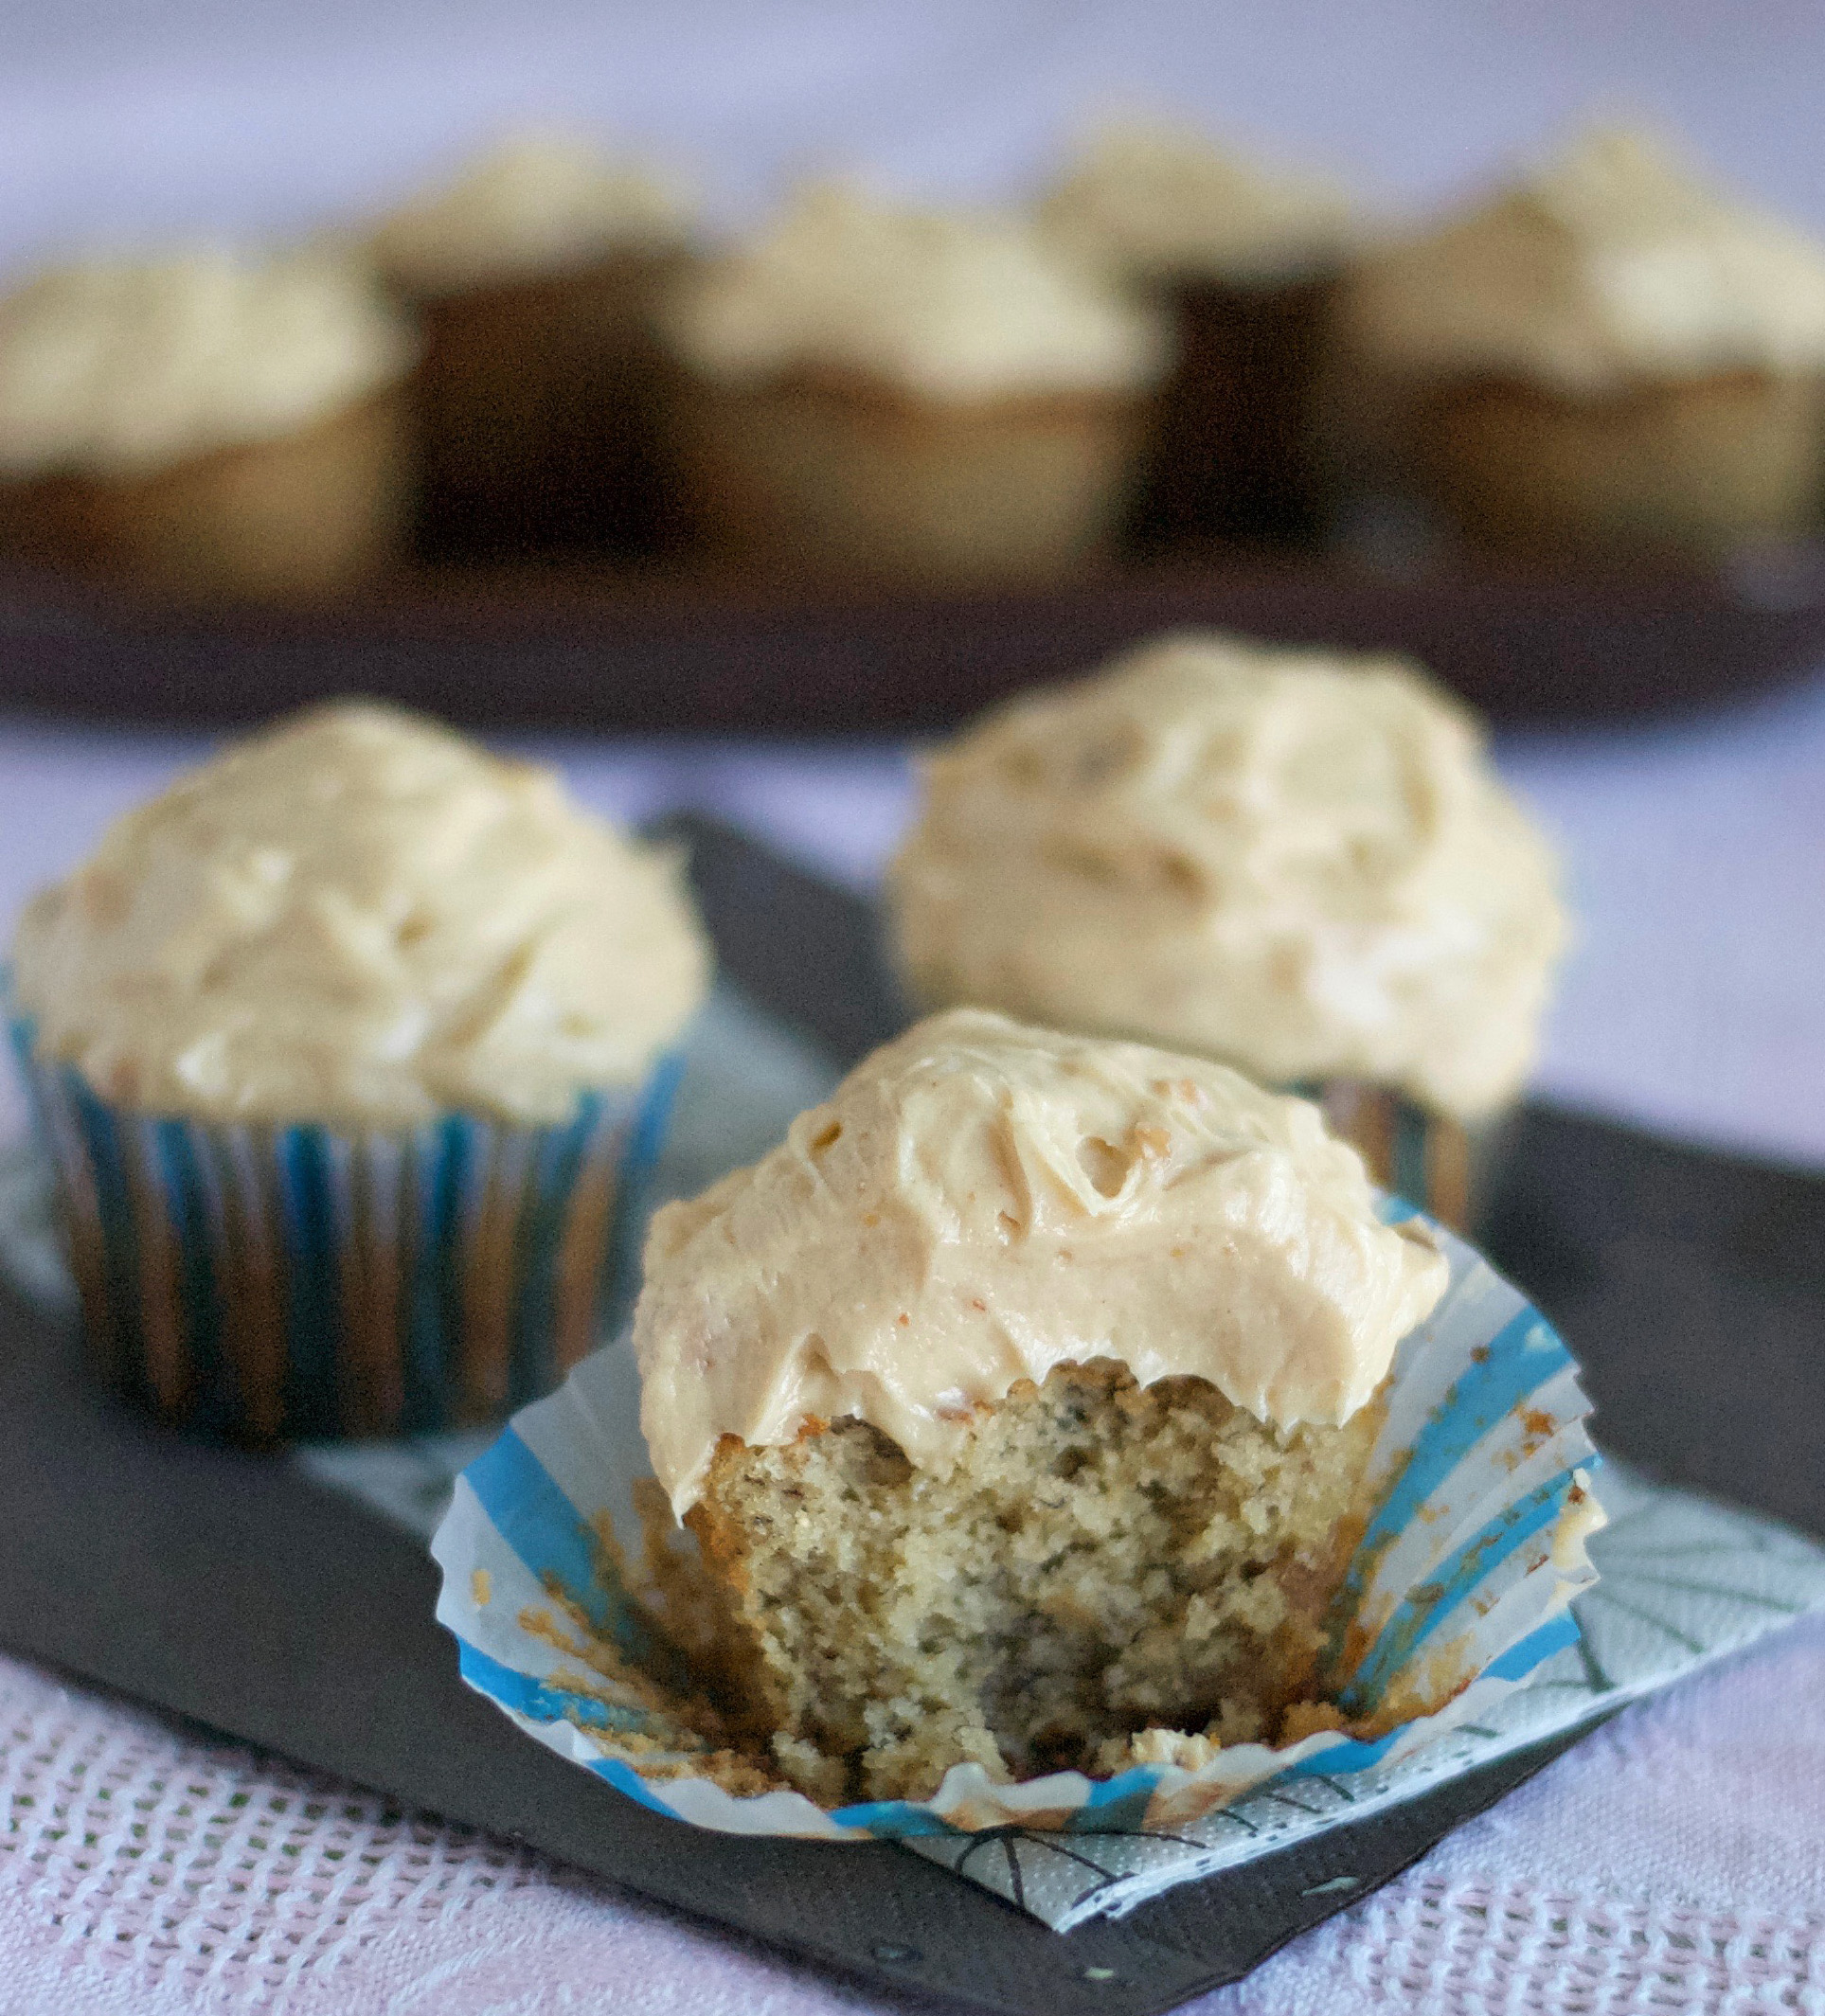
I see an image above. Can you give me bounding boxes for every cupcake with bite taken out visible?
[660,182,1169,588]
[633,1008,1450,1803]
[8,701,709,1441]
[886,632,1566,1229]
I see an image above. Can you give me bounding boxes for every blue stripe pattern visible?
[1070,1772,1165,1831]
[1336,1473,1577,1715]
[1348,1308,1572,1582]
[826,1799,961,1838]
[592,1757,691,1816]
[152,1117,228,1432]
[7,988,676,1443]
[464,1431,617,1634]
[1482,1609,1582,1683]
[462,1435,680,1675]
[456,1638,647,1730]
[444,1218,1597,1840]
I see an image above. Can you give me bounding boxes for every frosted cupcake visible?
[1041,118,1360,545]
[370,130,695,556]
[660,183,1169,587]
[634,1008,1448,1802]
[0,249,416,598]
[1333,126,1825,560]
[886,633,1566,1227]
[8,702,709,1441]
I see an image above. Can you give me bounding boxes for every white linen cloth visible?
[0,1614,1818,2013]
[6,0,1825,269]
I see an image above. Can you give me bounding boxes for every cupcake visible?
[1041,118,1360,546]
[7,702,709,1441]
[0,249,416,598]
[369,130,694,558]
[632,1008,1449,1803]
[660,183,1169,587]
[1333,125,1825,561]
[886,633,1566,1228]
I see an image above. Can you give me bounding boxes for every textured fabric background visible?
[7,0,1825,267]
[1,1617,1819,2013]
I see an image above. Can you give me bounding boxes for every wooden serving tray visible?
[4,538,1824,733]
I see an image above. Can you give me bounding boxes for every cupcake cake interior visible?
[690,1360,1385,1801]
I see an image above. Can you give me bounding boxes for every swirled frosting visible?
[11,702,709,1127]
[664,182,1168,401]
[1041,118,1361,283]
[887,633,1565,1121]
[0,249,415,477]
[1340,125,1825,392]
[635,1008,1448,1516]
[370,130,693,294]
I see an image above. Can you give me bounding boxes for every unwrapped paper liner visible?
[433,1204,1601,1859]
[8,991,684,1441]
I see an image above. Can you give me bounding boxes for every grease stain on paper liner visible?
[434,1209,1607,1852]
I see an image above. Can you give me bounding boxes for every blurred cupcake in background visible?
[1333,125,1825,562]
[7,702,709,1442]
[660,182,1169,588]
[886,632,1566,1229]
[370,129,695,558]
[0,248,416,598]
[1041,118,1362,547]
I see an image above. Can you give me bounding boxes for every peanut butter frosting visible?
[10,703,709,1127]
[887,633,1565,1121]
[1042,119,1361,284]
[0,249,416,477]
[635,1008,1447,1516]
[370,130,693,294]
[1340,124,1825,392]
[664,183,1168,401]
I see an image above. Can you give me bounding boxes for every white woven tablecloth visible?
[1,1615,1818,2014]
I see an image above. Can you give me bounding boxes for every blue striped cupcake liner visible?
[8,999,683,1442]
[1293,1079,1496,1233]
[431,1200,1601,1846]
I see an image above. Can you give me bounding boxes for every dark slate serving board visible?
[0,815,1817,2016]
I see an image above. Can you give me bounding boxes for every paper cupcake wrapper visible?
[8,1004,683,1442]
[1297,1079,1487,1233]
[432,1202,1601,1851]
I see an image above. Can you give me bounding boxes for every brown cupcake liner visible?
[1298,1078,1494,1234]
[667,366,1151,588]
[0,385,413,599]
